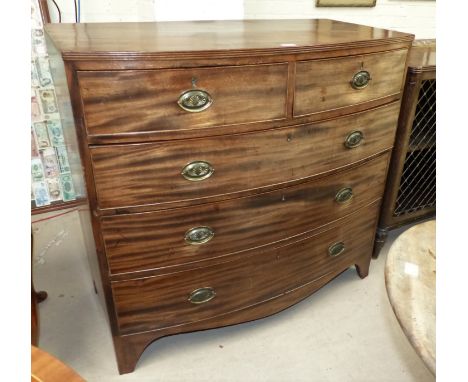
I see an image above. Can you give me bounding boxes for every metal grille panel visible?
[394,79,436,216]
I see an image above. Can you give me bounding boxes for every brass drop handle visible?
[177,89,213,112]
[344,131,364,149]
[184,226,214,245]
[181,161,214,181]
[335,187,353,204]
[351,70,371,90]
[188,287,216,304]
[328,242,345,257]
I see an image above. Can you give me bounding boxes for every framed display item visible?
[316,0,376,7]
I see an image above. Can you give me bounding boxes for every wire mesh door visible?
[394,79,436,216]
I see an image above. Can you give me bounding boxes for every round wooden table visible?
[31,346,85,382]
[385,220,435,375]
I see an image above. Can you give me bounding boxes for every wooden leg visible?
[31,288,39,346]
[113,332,164,375]
[355,256,371,279]
[31,288,47,346]
[372,227,388,259]
[31,229,47,346]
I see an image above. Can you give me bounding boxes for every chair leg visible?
[35,290,48,303]
[31,228,47,346]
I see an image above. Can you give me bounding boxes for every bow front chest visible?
[45,19,413,374]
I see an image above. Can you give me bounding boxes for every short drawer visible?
[91,102,399,210]
[78,63,288,136]
[101,153,389,275]
[294,49,408,116]
[111,201,379,334]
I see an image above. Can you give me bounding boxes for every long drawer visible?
[101,153,389,275]
[78,63,288,136]
[91,102,399,210]
[112,201,380,334]
[294,49,407,116]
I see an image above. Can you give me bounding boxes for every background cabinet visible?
[373,40,436,258]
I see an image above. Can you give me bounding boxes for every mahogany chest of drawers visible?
[45,19,413,374]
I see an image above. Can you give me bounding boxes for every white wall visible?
[47,0,434,38]
[47,0,243,22]
[47,0,156,22]
[154,0,243,21]
[244,0,435,39]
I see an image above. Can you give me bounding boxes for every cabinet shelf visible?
[408,135,436,152]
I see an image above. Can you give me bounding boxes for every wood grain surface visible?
[31,346,84,382]
[408,40,436,69]
[294,49,408,116]
[102,153,389,275]
[44,19,413,60]
[112,200,379,334]
[78,64,288,136]
[113,258,369,374]
[43,18,413,375]
[91,102,399,211]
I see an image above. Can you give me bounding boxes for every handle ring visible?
[185,226,214,245]
[178,89,213,112]
[351,70,371,90]
[328,242,346,257]
[188,287,216,304]
[344,131,364,149]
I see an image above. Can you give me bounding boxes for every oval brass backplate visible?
[335,187,354,204]
[184,226,214,245]
[328,242,345,257]
[181,161,214,181]
[344,131,364,149]
[178,89,213,112]
[188,287,216,304]
[351,70,371,90]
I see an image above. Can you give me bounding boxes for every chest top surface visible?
[45,19,413,59]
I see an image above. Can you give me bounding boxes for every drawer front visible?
[78,64,288,136]
[112,201,379,334]
[294,49,407,116]
[102,153,389,275]
[91,102,399,210]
